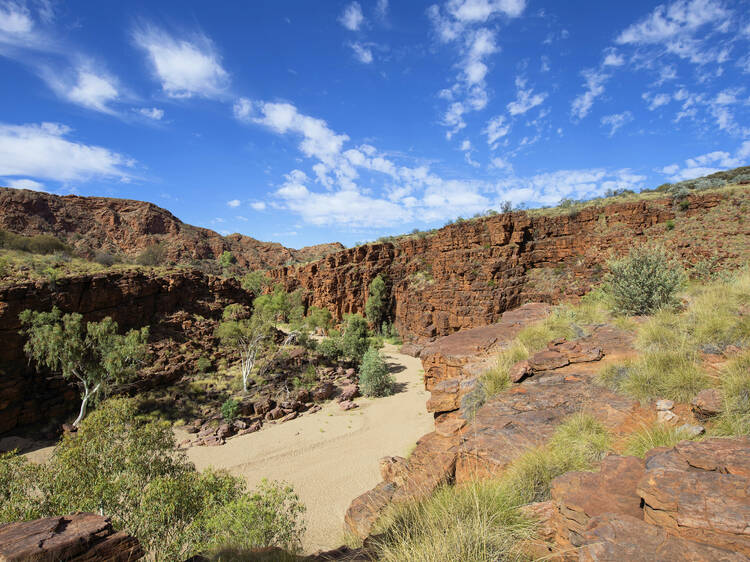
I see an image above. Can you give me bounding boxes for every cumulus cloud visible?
[339,2,364,31]
[506,76,547,116]
[138,107,164,120]
[350,42,373,64]
[227,199,241,208]
[428,0,526,140]
[133,23,229,99]
[571,69,608,120]
[250,201,266,211]
[3,177,44,190]
[0,122,134,183]
[600,111,633,136]
[659,141,750,181]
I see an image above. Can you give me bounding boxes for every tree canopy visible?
[365,274,388,331]
[20,307,149,426]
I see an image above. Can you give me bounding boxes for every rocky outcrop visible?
[0,513,143,561]
[271,189,749,342]
[0,187,343,269]
[0,269,252,434]
[551,438,750,560]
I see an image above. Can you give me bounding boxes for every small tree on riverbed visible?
[19,307,149,426]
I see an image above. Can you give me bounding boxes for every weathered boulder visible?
[0,513,143,561]
[551,455,646,547]
[578,514,747,562]
[338,384,360,402]
[312,382,335,402]
[691,388,723,419]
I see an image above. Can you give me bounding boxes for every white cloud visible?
[0,122,134,182]
[227,199,241,208]
[616,0,729,45]
[460,139,472,151]
[571,69,608,120]
[643,91,672,110]
[429,0,525,140]
[659,141,750,181]
[484,114,510,146]
[376,0,389,18]
[506,76,547,116]
[38,65,120,114]
[133,24,229,99]
[600,111,633,136]
[350,42,373,64]
[138,107,164,120]
[3,177,44,190]
[489,156,513,172]
[250,201,266,211]
[446,0,526,23]
[339,2,364,31]
[602,50,625,67]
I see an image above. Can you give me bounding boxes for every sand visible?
[176,343,433,553]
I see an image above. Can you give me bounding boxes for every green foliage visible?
[340,313,371,362]
[365,274,388,331]
[221,398,240,423]
[136,243,167,266]
[253,285,304,328]
[317,336,343,361]
[219,251,235,268]
[222,303,250,321]
[204,480,306,554]
[665,219,675,230]
[293,364,318,390]
[371,413,609,562]
[305,306,332,333]
[196,356,212,373]
[381,322,402,345]
[19,307,149,425]
[605,245,685,315]
[0,399,306,559]
[241,271,272,296]
[0,229,72,255]
[359,347,394,397]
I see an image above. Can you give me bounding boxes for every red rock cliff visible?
[270,189,749,342]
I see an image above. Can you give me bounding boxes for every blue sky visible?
[0,0,749,248]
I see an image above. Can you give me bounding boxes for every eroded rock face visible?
[0,513,143,561]
[0,269,252,434]
[270,191,742,342]
[0,187,343,269]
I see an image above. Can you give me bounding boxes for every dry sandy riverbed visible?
[176,343,433,553]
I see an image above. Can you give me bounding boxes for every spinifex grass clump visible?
[598,269,750,405]
[623,423,700,457]
[371,413,610,562]
[713,350,750,437]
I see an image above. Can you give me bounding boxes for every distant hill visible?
[0,187,343,271]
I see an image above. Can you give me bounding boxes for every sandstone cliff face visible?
[0,187,343,270]
[0,269,252,434]
[271,190,747,342]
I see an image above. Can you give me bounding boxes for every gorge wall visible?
[0,187,343,269]
[0,269,253,434]
[270,189,748,343]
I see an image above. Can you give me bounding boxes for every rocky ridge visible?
[270,188,750,343]
[0,187,343,270]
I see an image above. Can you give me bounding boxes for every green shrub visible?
[665,219,675,230]
[241,271,272,296]
[340,313,371,362]
[0,399,306,559]
[0,230,72,255]
[365,274,389,331]
[93,251,119,266]
[605,245,685,315]
[219,251,235,268]
[196,356,212,373]
[136,243,167,266]
[317,337,342,361]
[305,306,332,333]
[359,347,394,397]
[221,398,240,423]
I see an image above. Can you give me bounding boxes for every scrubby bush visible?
[196,356,212,373]
[136,243,167,266]
[219,251,235,268]
[241,271,272,296]
[339,313,371,362]
[359,347,394,397]
[305,306,332,333]
[365,274,388,331]
[605,245,685,315]
[93,251,119,266]
[317,337,342,361]
[0,229,72,254]
[0,399,306,558]
[221,398,240,423]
